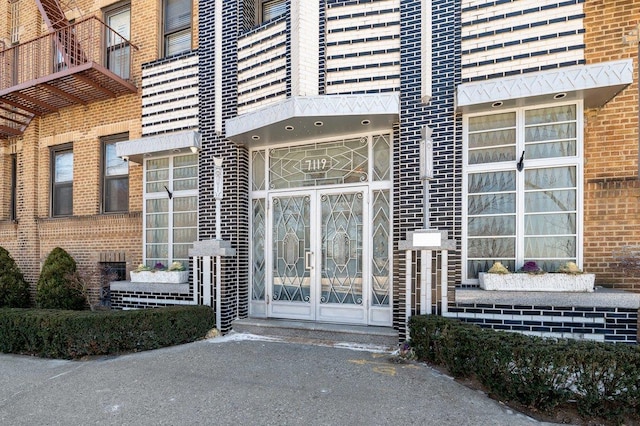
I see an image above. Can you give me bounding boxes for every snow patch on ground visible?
[207,331,393,353]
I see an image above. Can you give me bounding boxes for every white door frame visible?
[266,186,369,324]
[267,190,316,321]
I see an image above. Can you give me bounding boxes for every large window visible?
[144,154,197,268]
[105,3,131,79]
[163,0,192,57]
[102,133,129,213]
[463,103,582,281]
[51,145,73,217]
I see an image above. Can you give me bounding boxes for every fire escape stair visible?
[0,0,137,139]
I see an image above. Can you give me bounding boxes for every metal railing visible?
[0,16,137,91]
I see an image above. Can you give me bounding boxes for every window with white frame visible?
[51,144,73,217]
[163,0,192,57]
[143,154,197,269]
[463,103,582,281]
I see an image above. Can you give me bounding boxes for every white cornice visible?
[456,59,633,113]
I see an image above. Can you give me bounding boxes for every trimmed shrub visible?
[0,305,215,359]
[409,315,640,422]
[0,247,30,308]
[36,247,86,310]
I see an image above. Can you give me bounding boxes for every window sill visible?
[110,281,190,295]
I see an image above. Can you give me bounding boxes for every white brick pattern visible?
[461,0,585,80]
[325,0,400,94]
[141,54,199,136]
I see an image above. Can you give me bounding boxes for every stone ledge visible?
[110,281,190,295]
[456,287,640,309]
[479,272,595,292]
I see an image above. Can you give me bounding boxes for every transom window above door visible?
[463,103,583,282]
[251,134,391,191]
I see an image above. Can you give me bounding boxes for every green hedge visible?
[0,306,215,359]
[409,315,640,422]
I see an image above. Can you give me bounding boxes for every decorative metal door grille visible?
[320,192,363,305]
[371,190,390,305]
[252,199,266,300]
[272,195,311,302]
[249,133,393,325]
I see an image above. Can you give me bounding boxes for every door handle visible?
[305,251,314,270]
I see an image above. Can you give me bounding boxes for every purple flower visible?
[520,261,542,273]
[154,262,166,271]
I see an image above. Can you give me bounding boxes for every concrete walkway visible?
[0,333,555,425]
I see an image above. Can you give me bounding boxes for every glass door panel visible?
[317,188,367,323]
[268,188,368,323]
[270,193,314,320]
[320,192,363,305]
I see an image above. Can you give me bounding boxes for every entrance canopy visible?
[225,93,400,147]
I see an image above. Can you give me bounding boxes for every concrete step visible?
[231,318,399,350]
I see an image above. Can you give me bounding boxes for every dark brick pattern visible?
[198,1,250,333]
[448,304,638,344]
[325,0,400,94]
[394,0,461,339]
[236,14,289,110]
[110,286,194,309]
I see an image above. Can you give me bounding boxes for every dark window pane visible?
[54,183,73,216]
[165,0,191,31]
[105,143,128,176]
[52,148,73,217]
[103,137,129,213]
[105,177,129,212]
[164,0,191,56]
[10,154,16,220]
[165,30,191,56]
[105,5,131,78]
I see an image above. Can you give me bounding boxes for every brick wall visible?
[448,303,638,344]
[0,0,179,301]
[582,0,640,290]
[141,51,200,136]
[324,0,400,94]
[199,0,251,332]
[393,0,462,337]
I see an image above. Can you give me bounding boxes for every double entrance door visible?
[268,186,368,324]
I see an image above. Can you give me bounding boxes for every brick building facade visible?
[0,0,199,305]
[1,0,639,343]
[583,0,640,290]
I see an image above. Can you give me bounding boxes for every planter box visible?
[130,270,189,284]
[479,272,595,292]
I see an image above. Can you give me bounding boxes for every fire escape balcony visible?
[0,16,138,139]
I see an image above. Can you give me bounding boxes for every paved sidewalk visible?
[0,334,554,425]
